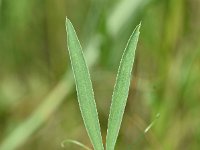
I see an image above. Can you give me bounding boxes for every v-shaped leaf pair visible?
[66,18,140,150]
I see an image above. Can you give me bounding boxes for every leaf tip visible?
[139,21,142,26]
[65,17,73,31]
[136,22,141,32]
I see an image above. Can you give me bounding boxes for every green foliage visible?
[66,19,104,150]
[66,19,140,149]
[106,23,140,150]
[1,0,200,149]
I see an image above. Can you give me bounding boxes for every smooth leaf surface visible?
[66,18,104,150]
[106,23,141,150]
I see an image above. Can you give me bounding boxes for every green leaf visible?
[106,23,141,150]
[66,18,104,150]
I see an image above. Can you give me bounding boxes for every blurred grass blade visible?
[66,18,104,150]
[107,0,148,36]
[144,113,160,133]
[106,23,141,150]
[61,139,92,150]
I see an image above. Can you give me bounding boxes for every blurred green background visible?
[0,0,200,149]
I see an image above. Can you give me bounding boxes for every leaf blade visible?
[106,23,141,150]
[66,18,104,150]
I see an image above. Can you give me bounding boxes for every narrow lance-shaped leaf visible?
[66,18,104,150]
[106,23,141,150]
